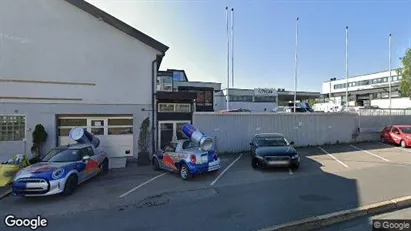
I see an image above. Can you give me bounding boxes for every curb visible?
[257,195,411,231]
[0,187,11,200]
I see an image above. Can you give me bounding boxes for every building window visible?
[159,104,175,112]
[0,115,26,141]
[196,91,205,106]
[158,103,191,113]
[57,116,133,136]
[108,118,133,135]
[230,95,253,102]
[254,96,277,102]
[204,90,213,106]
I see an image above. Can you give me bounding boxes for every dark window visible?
[58,119,87,127]
[196,91,205,106]
[204,90,213,106]
[254,96,277,102]
[391,127,400,134]
[42,148,83,162]
[83,147,94,157]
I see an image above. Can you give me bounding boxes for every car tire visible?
[401,140,407,148]
[251,158,259,169]
[100,158,109,174]
[291,163,300,170]
[153,158,160,171]
[179,163,192,180]
[62,175,78,196]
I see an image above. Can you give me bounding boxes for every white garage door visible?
[57,116,133,158]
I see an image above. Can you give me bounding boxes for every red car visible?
[380,125,411,148]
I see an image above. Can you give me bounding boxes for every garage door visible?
[57,116,133,158]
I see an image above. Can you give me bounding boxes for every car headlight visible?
[51,168,65,180]
[255,154,264,160]
[291,154,299,159]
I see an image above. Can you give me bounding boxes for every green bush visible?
[31,124,48,158]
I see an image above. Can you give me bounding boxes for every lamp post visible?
[345,26,349,107]
[293,17,299,113]
[225,7,230,110]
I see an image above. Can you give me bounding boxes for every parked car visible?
[152,139,220,180]
[380,125,411,148]
[249,133,300,169]
[12,143,108,197]
[217,108,252,113]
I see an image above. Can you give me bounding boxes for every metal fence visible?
[193,112,358,153]
[358,108,411,133]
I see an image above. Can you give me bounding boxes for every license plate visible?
[268,161,289,165]
[201,156,208,163]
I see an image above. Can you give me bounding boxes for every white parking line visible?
[210,154,243,186]
[350,144,390,162]
[119,172,168,198]
[288,168,293,175]
[318,147,349,168]
[379,142,411,153]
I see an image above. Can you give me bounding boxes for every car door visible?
[84,147,101,177]
[390,127,402,144]
[382,126,392,142]
[162,142,178,171]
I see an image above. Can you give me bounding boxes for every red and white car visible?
[380,125,411,148]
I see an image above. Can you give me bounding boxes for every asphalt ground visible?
[2,141,411,231]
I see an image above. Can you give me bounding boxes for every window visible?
[254,96,277,102]
[108,118,133,135]
[164,142,178,152]
[58,116,133,136]
[0,115,26,141]
[159,104,175,112]
[83,147,94,157]
[196,91,205,106]
[204,90,213,106]
[391,127,400,134]
[158,103,191,113]
[230,95,253,102]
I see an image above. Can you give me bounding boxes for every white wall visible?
[371,98,411,109]
[0,0,161,105]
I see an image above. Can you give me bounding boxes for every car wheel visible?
[251,158,258,169]
[100,158,109,174]
[291,163,300,170]
[179,163,192,180]
[153,158,160,171]
[401,140,407,148]
[62,175,78,196]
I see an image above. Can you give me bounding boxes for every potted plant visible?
[137,117,151,166]
[30,124,48,163]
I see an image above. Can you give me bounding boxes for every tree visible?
[399,49,411,97]
[137,117,151,166]
[31,124,48,159]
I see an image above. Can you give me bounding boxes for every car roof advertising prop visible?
[181,124,213,151]
[69,127,100,148]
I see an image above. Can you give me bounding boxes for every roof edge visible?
[65,0,169,54]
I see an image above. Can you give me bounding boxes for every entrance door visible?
[158,121,191,150]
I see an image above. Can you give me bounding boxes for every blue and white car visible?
[152,139,220,180]
[12,143,108,197]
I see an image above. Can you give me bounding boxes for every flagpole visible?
[231,8,235,88]
[225,6,230,110]
[389,33,392,112]
[293,17,299,113]
[345,26,349,107]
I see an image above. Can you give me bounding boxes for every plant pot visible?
[137,151,151,166]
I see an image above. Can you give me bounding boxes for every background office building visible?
[320,70,409,108]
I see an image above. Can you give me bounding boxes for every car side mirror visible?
[290,141,295,145]
[82,155,90,161]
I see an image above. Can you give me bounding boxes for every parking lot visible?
[1,141,411,219]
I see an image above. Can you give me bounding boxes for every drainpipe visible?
[151,57,158,154]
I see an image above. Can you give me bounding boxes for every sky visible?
[87,0,411,92]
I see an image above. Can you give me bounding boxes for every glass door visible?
[158,122,174,150]
[158,121,191,150]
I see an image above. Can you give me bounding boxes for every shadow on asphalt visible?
[316,140,402,154]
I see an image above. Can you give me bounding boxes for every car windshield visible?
[256,137,288,146]
[400,127,411,134]
[42,148,82,162]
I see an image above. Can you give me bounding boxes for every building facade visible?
[0,0,168,165]
[321,70,406,108]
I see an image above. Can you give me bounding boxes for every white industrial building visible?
[318,70,410,110]
[0,0,168,166]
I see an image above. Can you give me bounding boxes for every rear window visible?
[400,127,411,134]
